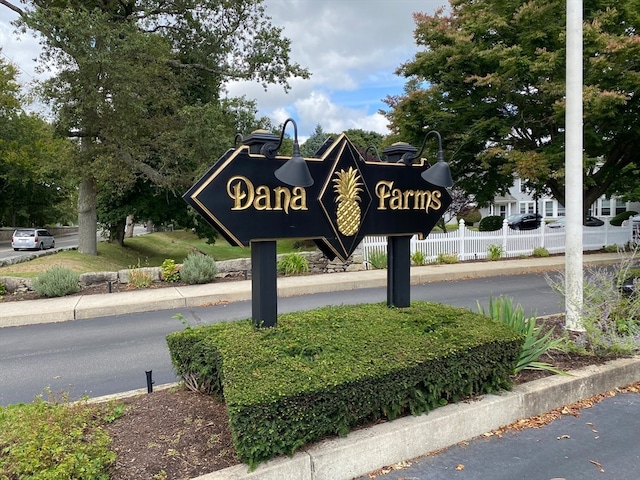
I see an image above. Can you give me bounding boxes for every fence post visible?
[459,218,466,261]
[540,219,546,248]
[502,219,508,253]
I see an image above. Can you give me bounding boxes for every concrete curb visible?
[194,356,640,480]
[0,252,624,328]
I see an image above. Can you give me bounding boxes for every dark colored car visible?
[506,213,542,230]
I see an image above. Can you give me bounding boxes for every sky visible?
[0,0,447,141]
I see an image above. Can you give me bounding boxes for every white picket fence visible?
[361,219,635,265]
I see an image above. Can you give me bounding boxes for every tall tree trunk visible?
[125,214,135,238]
[77,175,98,255]
[113,217,126,246]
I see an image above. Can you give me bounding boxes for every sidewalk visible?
[0,252,623,328]
[3,251,639,480]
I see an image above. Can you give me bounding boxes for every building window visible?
[499,205,506,218]
[616,199,626,215]
[544,200,554,217]
[601,198,611,216]
[520,201,534,214]
[557,205,565,217]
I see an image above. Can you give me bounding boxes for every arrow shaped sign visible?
[184,134,452,262]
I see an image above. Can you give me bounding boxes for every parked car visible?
[547,216,605,229]
[11,228,56,251]
[506,213,542,230]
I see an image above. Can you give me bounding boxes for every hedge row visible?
[166,302,523,469]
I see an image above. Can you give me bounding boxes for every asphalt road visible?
[355,392,640,480]
[0,272,563,405]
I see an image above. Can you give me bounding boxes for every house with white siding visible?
[479,177,640,222]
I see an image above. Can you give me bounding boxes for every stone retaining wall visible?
[0,250,363,293]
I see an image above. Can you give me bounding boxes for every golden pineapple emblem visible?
[333,167,363,236]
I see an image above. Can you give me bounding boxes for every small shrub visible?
[0,281,6,299]
[437,252,459,264]
[161,258,181,282]
[0,393,116,479]
[487,244,504,261]
[477,296,566,374]
[32,266,80,297]
[609,210,637,226]
[478,215,504,232]
[457,206,482,226]
[532,247,550,257]
[277,253,309,276]
[602,244,619,253]
[367,249,387,269]
[180,253,218,284]
[411,250,427,266]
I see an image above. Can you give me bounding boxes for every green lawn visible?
[0,230,316,278]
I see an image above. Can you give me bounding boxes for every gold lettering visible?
[389,188,403,210]
[414,191,429,211]
[254,185,271,210]
[374,180,444,214]
[290,187,308,211]
[402,190,415,210]
[375,181,393,210]
[273,187,291,212]
[226,176,307,212]
[430,190,442,211]
[227,176,253,210]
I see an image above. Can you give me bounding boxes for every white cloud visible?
[227,0,445,137]
[1,0,446,137]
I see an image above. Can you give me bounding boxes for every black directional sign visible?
[184,134,452,262]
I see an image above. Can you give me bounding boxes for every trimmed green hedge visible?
[167,302,523,469]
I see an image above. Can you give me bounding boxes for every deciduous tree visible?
[0,53,74,227]
[385,0,640,215]
[2,0,309,253]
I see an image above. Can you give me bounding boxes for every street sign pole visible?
[387,235,411,308]
[251,240,278,328]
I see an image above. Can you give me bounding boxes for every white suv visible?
[11,228,56,251]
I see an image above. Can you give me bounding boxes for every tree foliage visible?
[3,0,309,252]
[300,125,385,160]
[0,52,75,227]
[385,0,640,212]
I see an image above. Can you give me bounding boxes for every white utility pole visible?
[565,0,584,331]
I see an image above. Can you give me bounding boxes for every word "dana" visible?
[227,176,308,212]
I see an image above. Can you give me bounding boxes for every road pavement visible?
[1,251,639,480]
[354,391,640,480]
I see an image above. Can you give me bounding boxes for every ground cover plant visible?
[0,393,119,479]
[167,302,523,468]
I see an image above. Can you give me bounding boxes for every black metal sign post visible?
[184,132,452,327]
[251,240,277,327]
[387,235,411,308]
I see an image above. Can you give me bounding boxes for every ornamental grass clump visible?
[180,253,218,284]
[546,249,640,355]
[32,266,80,297]
[478,296,566,374]
[277,253,309,276]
